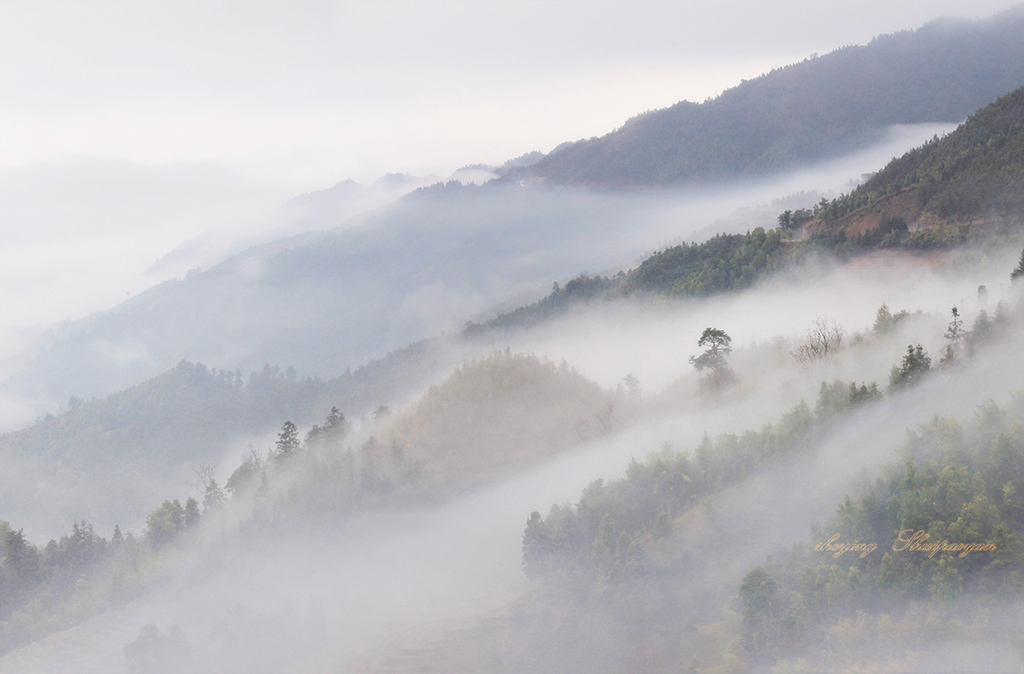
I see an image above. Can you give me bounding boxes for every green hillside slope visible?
[816,86,1024,237]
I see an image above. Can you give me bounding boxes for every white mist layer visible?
[0,121,960,435]
[4,241,1023,672]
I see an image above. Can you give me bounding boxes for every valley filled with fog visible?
[0,121,955,431]
[4,2,1024,672]
[2,191,1023,671]
[0,121,963,538]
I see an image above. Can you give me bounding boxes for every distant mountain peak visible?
[501,9,1024,190]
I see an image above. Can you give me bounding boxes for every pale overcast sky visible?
[0,0,1020,342]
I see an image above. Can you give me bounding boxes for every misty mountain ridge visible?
[0,337,456,535]
[812,85,1024,238]
[4,86,1021,544]
[6,183,693,413]
[143,172,446,280]
[10,5,1024,673]
[11,8,1022,421]
[12,120,954,422]
[285,172,443,212]
[467,87,1024,335]
[10,74,1024,546]
[7,77,1021,559]
[504,6,1024,189]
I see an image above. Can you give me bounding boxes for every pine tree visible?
[202,478,226,512]
[689,327,736,390]
[889,344,932,390]
[940,306,965,368]
[1012,245,1024,281]
[305,407,350,448]
[275,421,300,461]
[253,471,272,522]
[184,497,200,529]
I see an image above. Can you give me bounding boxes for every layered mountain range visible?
[4,10,1024,671]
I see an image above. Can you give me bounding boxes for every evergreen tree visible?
[125,624,194,673]
[522,511,553,580]
[305,407,350,447]
[689,327,736,390]
[275,421,300,461]
[874,303,893,334]
[253,471,272,522]
[940,306,965,367]
[739,567,780,666]
[226,448,264,495]
[323,406,349,439]
[184,497,200,529]
[889,344,932,389]
[968,309,993,350]
[145,500,185,547]
[3,529,42,588]
[1011,245,1024,281]
[202,478,226,512]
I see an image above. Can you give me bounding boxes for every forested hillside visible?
[0,350,614,658]
[0,337,460,534]
[469,87,1024,336]
[815,86,1024,235]
[507,8,1024,188]
[272,350,615,522]
[747,402,1024,672]
[503,292,1024,673]
[391,351,612,485]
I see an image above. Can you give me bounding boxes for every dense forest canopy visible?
[815,86,1024,231]
[513,292,1024,673]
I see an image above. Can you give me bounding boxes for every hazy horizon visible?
[1,0,1019,354]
